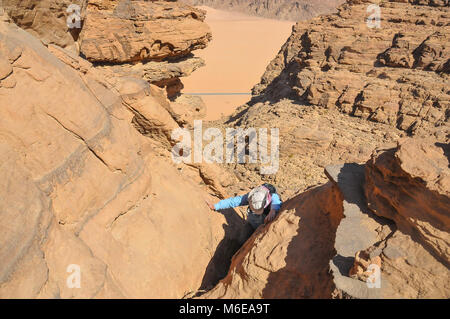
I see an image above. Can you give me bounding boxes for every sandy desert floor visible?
[181,6,294,121]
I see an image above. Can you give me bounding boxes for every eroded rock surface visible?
[365,138,450,267]
[202,140,449,299]
[80,0,211,63]
[1,0,211,97]
[2,0,87,52]
[0,20,241,298]
[253,0,449,137]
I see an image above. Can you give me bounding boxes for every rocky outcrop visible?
[326,164,393,299]
[252,0,449,137]
[96,55,206,98]
[201,139,449,299]
[182,0,345,21]
[201,182,344,298]
[1,0,212,97]
[80,0,211,63]
[1,0,87,52]
[212,98,403,201]
[0,20,242,298]
[365,138,450,267]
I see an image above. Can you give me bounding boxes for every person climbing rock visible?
[206,184,282,230]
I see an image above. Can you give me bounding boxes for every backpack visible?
[262,183,280,215]
[262,183,277,196]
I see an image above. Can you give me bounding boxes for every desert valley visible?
[0,0,448,300]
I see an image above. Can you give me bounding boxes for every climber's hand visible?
[264,209,277,224]
[205,199,216,211]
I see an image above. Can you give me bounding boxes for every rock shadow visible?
[261,183,344,298]
[196,207,253,296]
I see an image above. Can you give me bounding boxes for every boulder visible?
[365,138,450,266]
[80,0,211,63]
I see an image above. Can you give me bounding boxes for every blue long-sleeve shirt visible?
[214,192,282,212]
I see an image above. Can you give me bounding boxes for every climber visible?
[206,184,282,230]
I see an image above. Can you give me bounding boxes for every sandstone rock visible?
[80,0,212,63]
[365,138,450,266]
[96,55,205,97]
[202,149,449,299]
[2,0,86,52]
[215,98,403,202]
[201,182,344,298]
[1,1,212,62]
[1,1,212,100]
[0,20,241,298]
[170,94,207,126]
[326,163,393,299]
[253,0,450,137]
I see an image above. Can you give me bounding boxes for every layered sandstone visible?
[0,20,242,298]
[1,0,212,96]
[1,0,87,52]
[80,0,211,63]
[365,138,450,267]
[253,0,449,137]
[1,0,449,300]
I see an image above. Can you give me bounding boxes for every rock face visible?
[210,98,403,202]
[182,0,346,21]
[96,56,206,98]
[202,139,449,299]
[80,0,211,63]
[202,182,344,298]
[253,0,449,138]
[1,0,449,300]
[1,0,211,96]
[365,138,450,268]
[1,0,87,52]
[0,20,243,298]
[202,0,450,300]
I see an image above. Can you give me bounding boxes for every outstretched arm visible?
[214,193,249,211]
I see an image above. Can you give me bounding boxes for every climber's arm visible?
[214,193,249,211]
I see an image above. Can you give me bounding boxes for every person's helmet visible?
[248,185,272,215]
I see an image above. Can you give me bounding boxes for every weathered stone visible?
[0,20,242,298]
[253,0,450,137]
[365,138,450,266]
[80,0,212,63]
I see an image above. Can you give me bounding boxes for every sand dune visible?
[181,6,294,121]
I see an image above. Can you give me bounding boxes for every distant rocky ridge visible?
[182,0,346,21]
[252,0,449,138]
